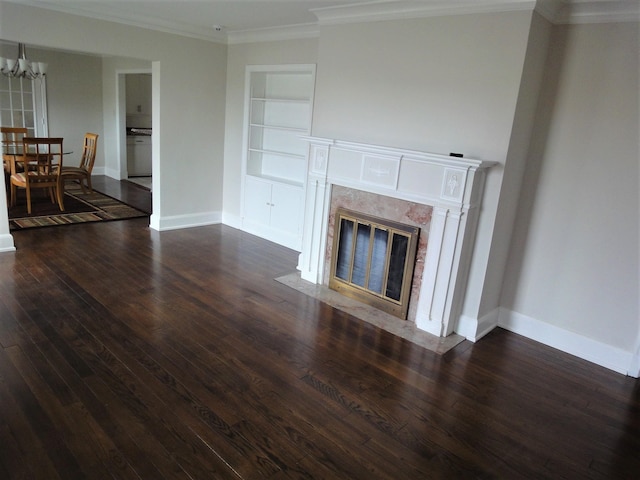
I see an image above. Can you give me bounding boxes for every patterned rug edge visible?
[9,187,149,231]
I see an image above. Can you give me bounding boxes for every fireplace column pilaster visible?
[298,140,333,283]
[416,206,468,336]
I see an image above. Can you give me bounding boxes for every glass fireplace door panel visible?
[335,218,354,281]
[367,228,389,294]
[351,223,371,287]
[386,233,409,301]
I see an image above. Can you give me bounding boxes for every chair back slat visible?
[79,133,99,172]
[60,132,99,193]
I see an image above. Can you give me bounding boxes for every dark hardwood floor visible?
[91,175,152,214]
[0,179,638,479]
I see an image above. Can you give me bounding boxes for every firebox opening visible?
[329,208,419,319]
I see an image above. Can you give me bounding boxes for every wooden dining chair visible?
[59,132,99,193]
[10,137,65,214]
[1,126,28,174]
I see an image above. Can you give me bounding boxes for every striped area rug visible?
[8,185,148,230]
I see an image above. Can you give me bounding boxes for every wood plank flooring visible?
[0,179,638,478]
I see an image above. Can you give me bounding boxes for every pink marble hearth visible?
[325,185,433,323]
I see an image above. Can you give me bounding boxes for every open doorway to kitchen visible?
[124,72,152,191]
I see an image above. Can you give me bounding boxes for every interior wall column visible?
[0,172,16,252]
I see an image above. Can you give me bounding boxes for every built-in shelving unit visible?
[242,65,315,251]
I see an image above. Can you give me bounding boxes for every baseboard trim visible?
[499,308,635,377]
[627,337,640,377]
[221,212,242,230]
[0,233,16,253]
[241,220,302,251]
[102,167,119,178]
[629,353,640,378]
[149,211,221,231]
[456,308,499,342]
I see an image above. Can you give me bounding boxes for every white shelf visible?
[249,123,307,133]
[245,172,304,188]
[248,148,306,159]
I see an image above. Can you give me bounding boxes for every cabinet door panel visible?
[244,177,272,226]
[270,183,303,234]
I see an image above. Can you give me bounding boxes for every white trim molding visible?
[311,1,640,27]
[0,168,15,252]
[8,1,636,46]
[299,136,495,337]
[149,211,221,232]
[499,308,638,377]
[457,308,501,342]
[311,0,537,26]
[0,234,16,253]
[628,331,640,377]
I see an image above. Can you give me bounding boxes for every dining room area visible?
[2,125,149,230]
[0,40,152,237]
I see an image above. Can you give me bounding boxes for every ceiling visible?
[5,0,639,43]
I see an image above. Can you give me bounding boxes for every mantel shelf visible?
[248,148,306,160]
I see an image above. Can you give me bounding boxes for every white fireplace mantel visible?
[298,136,495,337]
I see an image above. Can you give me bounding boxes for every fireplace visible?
[329,207,419,319]
[298,137,494,338]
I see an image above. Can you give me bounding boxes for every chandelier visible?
[0,43,47,79]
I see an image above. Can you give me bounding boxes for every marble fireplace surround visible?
[298,137,495,338]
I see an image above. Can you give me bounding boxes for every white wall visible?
[222,38,318,227]
[311,11,533,326]
[0,1,227,230]
[37,48,103,164]
[476,12,552,320]
[502,22,639,368]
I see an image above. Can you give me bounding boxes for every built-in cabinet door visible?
[270,182,303,236]
[243,176,304,250]
[244,176,272,226]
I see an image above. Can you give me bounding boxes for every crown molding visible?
[556,1,640,24]
[6,0,638,47]
[310,0,640,26]
[5,0,227,43]
[310,0,538,26]
[227,24,320,45]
